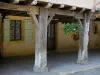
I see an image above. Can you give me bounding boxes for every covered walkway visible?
[0,1,93,72]
[0,50,100,75]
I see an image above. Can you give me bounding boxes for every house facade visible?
[0,0,100,72]
[1,15,100,57]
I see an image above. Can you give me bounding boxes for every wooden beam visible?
[59,4,65,8]
[45,3,53,8]
[78,19,83,28]
[47,13,55,26]
[0,2,83,19]
[70,6,76,10]
[0,2,39,13]
[28,9,39,29]
[30,0,37,5]
[80,8,86,13]
[25,0,37,5]
[11,0,20,3]
[49,9,83,19]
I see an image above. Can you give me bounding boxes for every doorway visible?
[47,23,56,52]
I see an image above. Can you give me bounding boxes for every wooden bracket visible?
[70,6,76,10]
[28,9,39,29]
[80,8,86,13]
[77,19,83,30]
[47,13,55,26]
[45,3,53,8]
[12,0,20,3]
[59,4,65,8]
[78,19,82,25]
[30,0,37,5]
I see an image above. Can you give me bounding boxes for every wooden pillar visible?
[0,13,3,57]
[28,8,54,72]
[34,8,48,72]
[77,12,92,64]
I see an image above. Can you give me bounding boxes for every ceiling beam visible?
[0,2,39,14]
[69,6,76,10]
[59,4,65,8]
[49,9,83,19]
[31,0,37,5]
[0,2,83,19]
[80,8,86,13]
[25,0,37,5]
[10,0,20,3]
[45,3,53,8]
[47,13,55,25]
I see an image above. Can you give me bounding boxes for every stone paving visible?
[0,50,100,75]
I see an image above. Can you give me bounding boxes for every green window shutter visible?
[24,20,33,43]
[3,19,10,42]
[24,30,32,37]
[24,20,32,30]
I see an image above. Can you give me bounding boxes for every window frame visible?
[10,20,22,41]
[8,18,24,42]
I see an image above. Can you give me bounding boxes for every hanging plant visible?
[64,23,81,35]
[73,32,79,41]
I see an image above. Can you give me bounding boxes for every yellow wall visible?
[89,21,100,49]
[3,42,34,57]
[56,22,79,52]
[56,21,100,52]
[2,16,35,57]
[3,16,100,57]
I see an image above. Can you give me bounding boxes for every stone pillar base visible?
[33,66,48,72]
[77,59,88,64]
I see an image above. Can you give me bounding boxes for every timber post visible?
[77,11,92,64]
[0,13,3,57]
[28,8,54,72]
[77,19,84,64]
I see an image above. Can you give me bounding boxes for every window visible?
[10,20,21,41]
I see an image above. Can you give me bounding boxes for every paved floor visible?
[0,50,100,75]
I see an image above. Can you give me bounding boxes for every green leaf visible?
[63,22,81,35]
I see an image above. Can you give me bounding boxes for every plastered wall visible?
[56,22,100,52]
[2,16,35,57]
[2,16,100,56]
[56,22,79,52]
[89,21,100,49]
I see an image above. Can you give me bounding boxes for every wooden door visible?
[47,23,56,52]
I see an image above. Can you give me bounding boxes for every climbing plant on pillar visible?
[64,23,82,41]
